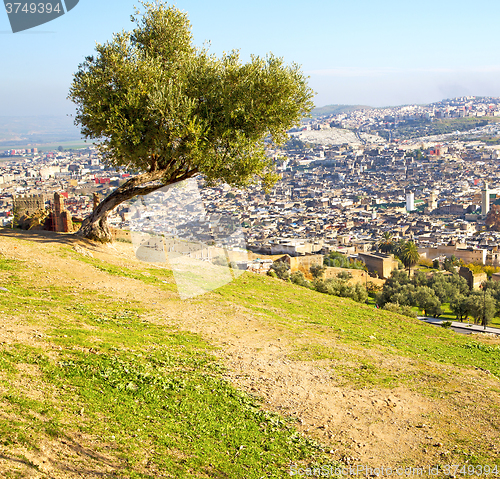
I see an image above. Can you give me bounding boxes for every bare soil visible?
[0,229,499,476]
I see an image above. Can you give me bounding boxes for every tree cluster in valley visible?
[267,261,368,304]
[378,269,498,327]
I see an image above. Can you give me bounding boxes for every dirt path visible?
[0,230,497,470]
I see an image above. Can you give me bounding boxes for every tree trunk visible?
[75,167,195,242]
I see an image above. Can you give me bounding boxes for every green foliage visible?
[450,294,473,322]
[415,286,442,317]
[212,255,228,267]
[336,271,353,281]
[399,304,417,318]
[482,280,500,316]
[366,281,382,294]
[309,264,326,279]
[290,271,310,288]
[313,278,367,303]
[378,268,475,319]
[351,282,369,303]
[377,269,410,306]
[408,149,426,161]
[382,302,402,314]
[284,137,311,150]
[268,261,290,281]
[324,251,365,269]
[426,272,467,303]
[69,2,314,189]
[467,290,496,327]
[382,303,416,318]
[379,241,393,254]
[377,231,394,253]
[399,240,420,273]
[392,239,407,260]
[379,266,499,323]
[443,255,460,272]
[412,270,428,287]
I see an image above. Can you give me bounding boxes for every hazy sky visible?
[2,0,500,116]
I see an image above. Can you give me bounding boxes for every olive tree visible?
[69,2,314,242]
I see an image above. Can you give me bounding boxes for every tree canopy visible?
[69,1,314,241]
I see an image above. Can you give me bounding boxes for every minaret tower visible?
[482,183,490,217]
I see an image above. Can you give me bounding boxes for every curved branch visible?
[75,166,199,242]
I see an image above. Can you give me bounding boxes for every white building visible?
[406,192,415,212]
[482,183,490,216]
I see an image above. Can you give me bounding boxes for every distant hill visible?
[311,104,373,118]
[0,115,82,148]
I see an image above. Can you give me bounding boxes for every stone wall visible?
[277,254,324,277]
[357,252,399,279]
[419,245,487,265]
[46,193,74,233]
[12,194,45,217]
[459,266,487,290]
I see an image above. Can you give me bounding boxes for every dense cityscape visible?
[3,96,500,280]
[2,1,500,473]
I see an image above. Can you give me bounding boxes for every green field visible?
[0,139,92,152]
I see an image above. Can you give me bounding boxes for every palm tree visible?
[400,240,420,276]
[378,231,394,253]
[393,238,407,259]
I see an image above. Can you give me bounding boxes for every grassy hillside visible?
[0,230,499,477]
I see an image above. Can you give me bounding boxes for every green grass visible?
[67,248,177,293]
[0,251,335,477]
[215,274,500,381]
[46,251,500,384]
[2,238,500,470]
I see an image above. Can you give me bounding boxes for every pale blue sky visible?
[1,0,500,116]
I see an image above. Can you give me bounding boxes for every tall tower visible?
[482,183,490,216]
[429,191,438,211]
[406,192,415,212]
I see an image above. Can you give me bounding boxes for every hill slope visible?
[311,104,373,118]
[0,116,82,149]
[0,230,499,477]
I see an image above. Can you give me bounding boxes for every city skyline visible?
[2,0,500,116]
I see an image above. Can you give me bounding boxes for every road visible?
[418,316,500,336]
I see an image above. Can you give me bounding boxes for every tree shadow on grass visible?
[0,228,97,248]
[0,431,129,478]
[0,453,57,478]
